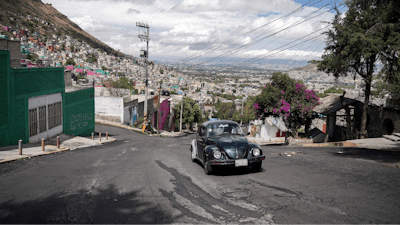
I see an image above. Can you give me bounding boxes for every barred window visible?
[39,106,47,133]
[29,108,38,137]
[48,102,62,129]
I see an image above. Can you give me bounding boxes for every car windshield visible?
[206,123,244,137]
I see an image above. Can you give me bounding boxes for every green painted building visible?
[0,50,95,147]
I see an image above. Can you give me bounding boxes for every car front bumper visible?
[209,155,265,166]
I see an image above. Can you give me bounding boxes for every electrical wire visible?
[236,29,328,67]
[186,0,343,69]
[216,9,331,66]
[180,0,324,63]
[194,10,332,66]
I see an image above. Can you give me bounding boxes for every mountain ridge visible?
[0,0,122,57]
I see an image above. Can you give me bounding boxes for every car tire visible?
[190,146,195,162]
[204,156,213,175]
[252,162,262,172]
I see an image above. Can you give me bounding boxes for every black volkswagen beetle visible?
[190,120,265,175]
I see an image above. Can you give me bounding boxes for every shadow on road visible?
[331,147,400,164]
[192,159,265,176]
[0,184,175,224]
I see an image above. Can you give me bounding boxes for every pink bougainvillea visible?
[253,75,321,134]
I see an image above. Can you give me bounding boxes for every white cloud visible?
[127,8,141,15]
[71,15,112,32]
[42,0,336,63]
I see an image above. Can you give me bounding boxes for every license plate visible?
[235,159,248,167]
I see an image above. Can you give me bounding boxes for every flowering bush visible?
[253,72,321,136]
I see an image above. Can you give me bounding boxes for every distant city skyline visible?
[42,0,345,65]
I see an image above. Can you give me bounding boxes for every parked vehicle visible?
[190,120,265,175]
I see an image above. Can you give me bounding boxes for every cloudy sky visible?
[41,0,344,66]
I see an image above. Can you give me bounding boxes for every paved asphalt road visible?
[1,124,400,224]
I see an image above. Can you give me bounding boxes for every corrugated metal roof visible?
[313,94,360,115]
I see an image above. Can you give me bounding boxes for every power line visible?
[141,0,177,22]
[185,0,342,68]
[180,0,326,63]
[215,10,331,67]
[279,11,330,68]
[236,29,328,67]
[148,0,185,22]
[194,9,332,66]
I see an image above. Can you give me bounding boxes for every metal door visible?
[132,106,137,124]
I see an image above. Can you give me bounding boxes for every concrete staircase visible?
[383,133,400,142]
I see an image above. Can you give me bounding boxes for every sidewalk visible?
[0,134,116,164]
[302,137,400,151]
[96,119,184,137]
[347,137,400,151]
[246,136,285,146]
[247,135,400,151]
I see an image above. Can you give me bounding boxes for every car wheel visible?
[190,146,195,162]
[204,156,213,175]
[252,162,262,172]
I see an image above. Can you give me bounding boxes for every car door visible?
[197,125,207,162]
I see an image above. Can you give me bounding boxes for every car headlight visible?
[252,148,260,157]
[213,150,222,159]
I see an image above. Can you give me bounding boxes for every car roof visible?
[201,120,239,127]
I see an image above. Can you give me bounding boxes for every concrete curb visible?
[302,141,359,147]
[0,137,117,164]
[0,146,70,164]
[96,121,143,132]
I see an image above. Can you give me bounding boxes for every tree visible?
[317,0,400,138]
[86,54,97,63]
[173,98,202,130]
[231,100,256,124]
[373,74,400,110]
[65,58,76,65]
[160,69,164,74]
[26,54,36,62]
[214,102,236,120]
[373,0,400,110]
[70,45,74,52]
[101,66,108,71]
[253,72,320,138]
[105,77,135,97]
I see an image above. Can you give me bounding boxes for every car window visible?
[206,123,244,137]
[199,126,205,137]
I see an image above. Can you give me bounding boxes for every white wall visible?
[28,93,63,143]
[260,123,280,141]
[95,97,124,123]
[123,106,131,124]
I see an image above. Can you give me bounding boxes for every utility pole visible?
[240,100,244,125]
[136,22,150,132]
[157,81,162,134]
[241,97,247,126]
[180,94,183,133]
[116,49,119,78]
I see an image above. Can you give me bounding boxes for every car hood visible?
[208,135,249,159]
